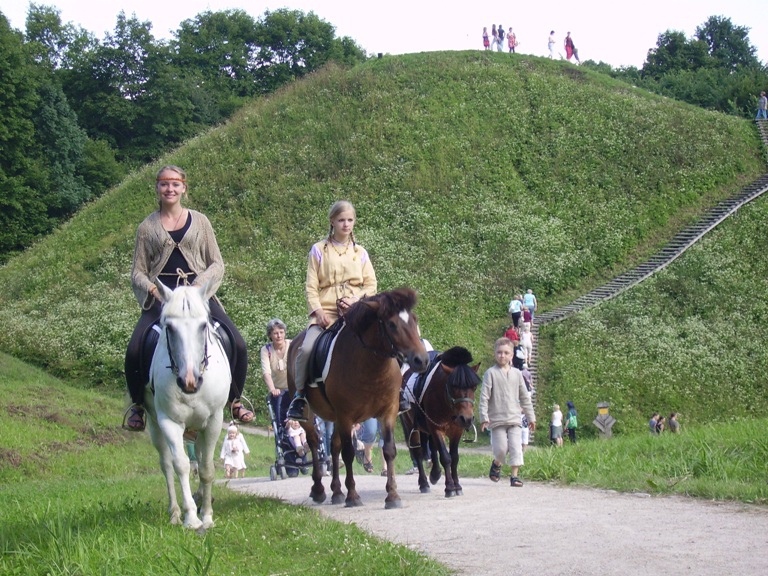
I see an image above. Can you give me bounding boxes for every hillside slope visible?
[0,51,763,399]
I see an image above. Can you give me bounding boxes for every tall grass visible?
[0,353,449,575]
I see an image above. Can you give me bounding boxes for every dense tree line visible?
[0,5,366,262]
[583,16,768,118]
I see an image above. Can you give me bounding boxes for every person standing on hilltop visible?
[548,30,556,59]
[508,27,517,53]
[490,24,499,51]
[482,27,490,50]
[497,25,505,53]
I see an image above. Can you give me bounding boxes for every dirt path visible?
[231,472,767,575]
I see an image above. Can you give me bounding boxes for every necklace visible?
[329,237,350,257]
[164,208,186,231]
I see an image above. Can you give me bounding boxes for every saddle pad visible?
[308,321,346,386]
[404,351,442,404]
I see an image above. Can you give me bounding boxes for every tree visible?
[0,13,49,259]
[642,30,709,80]
[24,3,94,70]
[695,16,759,71]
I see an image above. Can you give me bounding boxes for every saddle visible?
[410,350,443,402]
[140,318,234,385]
[307,317,346,386]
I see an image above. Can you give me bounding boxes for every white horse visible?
[144,281,231,531]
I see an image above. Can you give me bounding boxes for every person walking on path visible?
[550,404,564,446]
[479,337,536,487]
[564,32,580,63]
[261,318,292,426]
[564,401,578,443]
[548,31,556,59]
[756,91,768,120]
[286,200,378,421]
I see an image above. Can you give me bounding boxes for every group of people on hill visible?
[649,412,680,434]
[483,26,580,63]
[483,24,519,53]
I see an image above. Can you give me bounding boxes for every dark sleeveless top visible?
[158,212,197,288]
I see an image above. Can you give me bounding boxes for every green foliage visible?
[0,52,762,414]
[536,196,768,434]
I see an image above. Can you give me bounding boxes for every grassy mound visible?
[0,51,763,428]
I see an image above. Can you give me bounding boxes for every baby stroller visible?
[267,393,325,480]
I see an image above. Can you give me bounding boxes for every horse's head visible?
[440,347,481,431]
[157,281,212,394]
[346,288,429,373]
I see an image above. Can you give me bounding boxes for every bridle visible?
[353,317,406,363]
[164,321,211,379]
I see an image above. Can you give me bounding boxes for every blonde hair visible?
[325,200,359,253]
[495,337,513,350]
[155,165,187,207]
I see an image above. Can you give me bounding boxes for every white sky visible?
[1,1,766,69]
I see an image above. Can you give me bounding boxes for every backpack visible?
[567,411,578,429]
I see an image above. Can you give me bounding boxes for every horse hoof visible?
[429,470,442,485]
[311,492,326,504]
[419,486,430,494]
[455,489,463,496]
[445,490,457,498]
[331,493,346,505]
[345,498,364,508]
[384,499,402,510]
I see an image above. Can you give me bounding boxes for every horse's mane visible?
[441,346,481,391]
[344,288,418,333]
[161,286,210,321]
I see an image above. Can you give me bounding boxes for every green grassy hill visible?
[0,51,764,429]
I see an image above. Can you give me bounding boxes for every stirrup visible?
[231,396,254,423]
[286,395,308,422]
[122,404,146,432]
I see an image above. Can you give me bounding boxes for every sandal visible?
[231,399,254,423]
[122,404,146,432]
[489,460,501,482]
[363,460,374,473]
[510,477,523,487]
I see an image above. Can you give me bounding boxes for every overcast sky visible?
[1,1,766,69]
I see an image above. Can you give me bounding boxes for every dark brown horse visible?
[287,288,429,509]
[400,346,480,497]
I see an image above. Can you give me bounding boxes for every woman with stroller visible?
[261,318,292,425]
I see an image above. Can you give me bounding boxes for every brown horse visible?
[287,288,429,509]
[400,346,480,497]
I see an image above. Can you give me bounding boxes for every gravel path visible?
[230,471,768,575]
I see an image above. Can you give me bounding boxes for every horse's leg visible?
[415,433,430,494]
[195,414,223,529]
[330,427,345,505]
[338,422,362,507]
[428,434,442,485]
[380,416,401,509]
[304,419,326,504]
[433,431,457,498]
[147,419,182,525]
[448,432,463,496]
[158,417,201,530]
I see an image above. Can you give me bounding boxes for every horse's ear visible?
[471,362,481,374]
[154,279,173,302]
